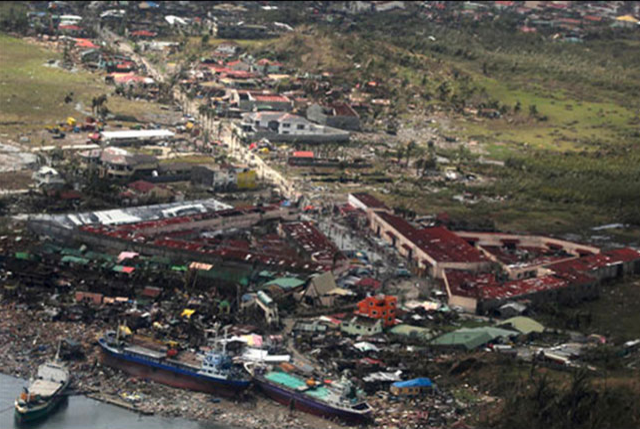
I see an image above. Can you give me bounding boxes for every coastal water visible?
[0,374,230,429]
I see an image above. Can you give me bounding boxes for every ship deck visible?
[29,380,63,397]
[264,371,329,399]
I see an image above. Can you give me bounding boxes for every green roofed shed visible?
[431,327,517,350]
[389,324,434,340]
[497,317,544,335]
[113,265,136,274]
[15,252,33,261]
[264,277,306,290]
[61,255,90,265]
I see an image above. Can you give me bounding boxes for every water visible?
[0,374,228,429]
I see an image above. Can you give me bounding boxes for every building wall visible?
[340,318,383,336]
[237,170,256,189]
[326,115,360,131]
[443,272,479,312]
[355,296,397,326]
[242,129,350,144]
[457,232,601,256]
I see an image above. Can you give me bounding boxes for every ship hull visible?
[98,341,249,397]
[254,377,372,425]
[15,394,67,423]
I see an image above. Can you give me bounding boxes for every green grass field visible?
[0,34,170,138]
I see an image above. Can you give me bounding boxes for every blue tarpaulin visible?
[392,377,433,388]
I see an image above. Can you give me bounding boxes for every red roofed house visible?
[292,151,314,158]
[74,38,98,49]
[226,60,252,72]
[355,295,398,326]
[256,58,284,74]
[124,180,173,203]
[130,30,157,39]
[58,24,83,34]
[231,90,292,112]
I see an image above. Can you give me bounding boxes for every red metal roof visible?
[78,206,334,273]
[130,30,157,37]
[548,248,640,275]
[222,70,256,79]
[351,193,388,210]
[59,25,82,31]
[74,38,98,48]
[128,180,156,193]
[331,102,358,117]
[292,151,314,158]
[376,212,486,263]
[281,221,343,264]
[446,270,571,301]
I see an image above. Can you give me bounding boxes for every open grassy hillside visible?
[0,34,170,139]
[236,14,640,234]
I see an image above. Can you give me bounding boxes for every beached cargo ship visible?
[246,363,372,424]
[15,361,70,422]
[98,330,250,397]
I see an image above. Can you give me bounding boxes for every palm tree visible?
[415,158,424,176]
[406,140,416,167]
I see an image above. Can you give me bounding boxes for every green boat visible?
[15,360,70,423]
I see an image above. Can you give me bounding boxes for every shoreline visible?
[0,304,348,429]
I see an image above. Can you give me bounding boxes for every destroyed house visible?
[80,147,158,180]
[279,221,344,266]
[231,90,292,112]
[341,315,383,337]
[307,102,361,131]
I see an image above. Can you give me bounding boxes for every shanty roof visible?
[497,317,545,335]
[389,324,434,339]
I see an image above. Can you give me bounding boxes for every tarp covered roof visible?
[392,377,433,388]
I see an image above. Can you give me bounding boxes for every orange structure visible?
[355,295,397,327]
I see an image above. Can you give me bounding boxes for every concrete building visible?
[191,165,256,190]
[99,129,175,146]
[80,147,158,180]
[341,315,383,337]
[369,211,492,278]
[239,112,350,143]
[456,231,600,280]
[355,295,397,327]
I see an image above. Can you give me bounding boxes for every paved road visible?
[99,28,298,199]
